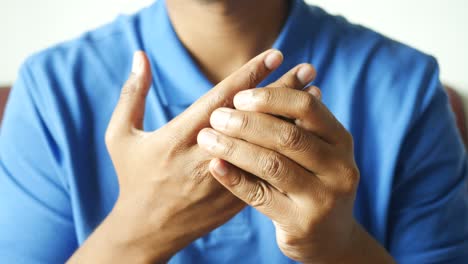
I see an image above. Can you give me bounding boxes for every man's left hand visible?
[197,85,361,263]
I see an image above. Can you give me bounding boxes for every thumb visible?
[108,51,152,135]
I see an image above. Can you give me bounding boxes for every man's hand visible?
[198,86,395,263]
[67,49,319,264]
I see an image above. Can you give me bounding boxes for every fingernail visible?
[210,108,232,131]
[197,129,218,149]
[234,90,254,109]
[132,52,144,75]
[297,65,315,85]
[211,159,228,177]
[307,86,322,100]
[264,50,283,70]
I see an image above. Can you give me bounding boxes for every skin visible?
[67,50,318,263]
[68,0,396,263]
[200,83,395,263]
[166,0,289,83]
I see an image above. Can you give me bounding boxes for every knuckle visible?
[221,138,236,157]
[248,68,260,88]
[260,153,284,180]
[278,125,304,150]
[301,92,317,114]
[229,170,243,187]
[238,112,250,131]
[211,92,231,108]
[247,181,271,208]
[204,93,232,120]
[254,88,273,105]
[338,163,360,194]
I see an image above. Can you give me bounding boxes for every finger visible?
[108,51,152,134]
[209,158,291,221]
[304,85,322,100]
[233,87,345,144]
[169,49,283,137]
[264,64,316,124]
[209,108,334,175]
[266,63,316,90]
[197,128,316,194]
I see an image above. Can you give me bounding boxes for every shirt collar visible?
[140,0,316,106]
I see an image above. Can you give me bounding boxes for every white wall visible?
[311,0,468,96]
[0,0,152,87]
[1,0,468,96]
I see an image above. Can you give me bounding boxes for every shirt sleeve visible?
[0,61,77,263]
[388,58,468,263]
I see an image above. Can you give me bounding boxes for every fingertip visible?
[305,86,322,100]
[264,50,284,70]
[296,64,316,85]
[197,128,217,150]
[233,89,255,110]
[209,158,229,177]
[132,51,145,75]
[131,51,152,86]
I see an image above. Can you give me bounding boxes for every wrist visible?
[301,220,394,264]
[334,220,395,264]
[67,209,164,264]
[104,198,178,263]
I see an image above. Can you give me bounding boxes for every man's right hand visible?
[67,50,317,264]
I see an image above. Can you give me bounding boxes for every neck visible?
[166,0,289,84]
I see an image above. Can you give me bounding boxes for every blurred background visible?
[1,0,467,97]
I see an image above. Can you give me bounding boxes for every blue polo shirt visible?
[1,0,467,263]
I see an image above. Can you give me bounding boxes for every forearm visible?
[66,207,169,264]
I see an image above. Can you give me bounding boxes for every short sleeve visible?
[0,61,77,263]
[388,58,468,263]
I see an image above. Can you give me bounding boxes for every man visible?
[0,0,467,263]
